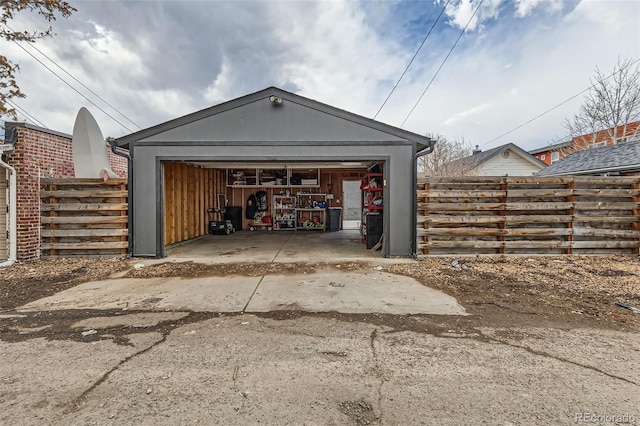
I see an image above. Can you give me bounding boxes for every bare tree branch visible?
[563,58,640,146]
[419,134,476,177]
[1,0,75,120]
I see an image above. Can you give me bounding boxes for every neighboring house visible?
[535,140,640,176]
[0,123,128,261]
[114,86,435,258]
[530,121,640,165]
[529,139,572,165]
[451,143,546,176]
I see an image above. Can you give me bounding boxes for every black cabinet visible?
[327,207,342,231]
[366,214,382,249]
[361,172,384,248]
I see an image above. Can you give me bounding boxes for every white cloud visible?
[204,58,234,104]
[515,0,564,17]
[267,1,407,116]
[442,103,493,126]
[2,0,638,152]
[443,0,503,32]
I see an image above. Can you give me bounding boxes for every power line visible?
[373,0,451,120]
[5,31,134,133]
[481,56,640,148]
[5,25,142,130]
[400,0,484,128]
[4,99,48,128]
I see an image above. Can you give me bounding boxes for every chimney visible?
[472,145,481,155]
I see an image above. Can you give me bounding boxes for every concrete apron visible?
[18,269,467,316]
[162,230,408,264]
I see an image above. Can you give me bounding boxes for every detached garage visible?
[114,87,434,258]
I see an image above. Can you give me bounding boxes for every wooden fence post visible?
[423,181,430,255]
[565,179,574,255]
[120,181,128,256]
[633,181,640,256]
[498,177,507,255]
[49,183,59,257]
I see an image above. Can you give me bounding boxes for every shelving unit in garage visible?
[296,193,327,231]
[361,173,383,248]
[273,195,297,230]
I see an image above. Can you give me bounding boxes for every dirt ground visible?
[1,256,639,425]
[1,255,639,329]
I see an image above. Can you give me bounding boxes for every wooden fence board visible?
[417,176,640,256]
[40,190,128,198]
[40,179,128,256]
[41,203,128,211]
[41,241,129,250]
[41,229,128,237]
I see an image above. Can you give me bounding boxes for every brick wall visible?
[108,147,129,177]
[4,123,128,260]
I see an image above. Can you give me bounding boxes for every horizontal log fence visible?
[40,178,128,257]
[417,176,640,256]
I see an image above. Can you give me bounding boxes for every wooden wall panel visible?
[163,163,225,246]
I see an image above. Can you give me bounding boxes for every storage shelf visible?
[227,168,320,188]
[296,193,327,232]
[361,172,383,246]
[273,195,297,231]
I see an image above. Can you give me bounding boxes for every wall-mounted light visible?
[269,95,283,105]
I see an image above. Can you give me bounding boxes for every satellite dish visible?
[72,107,113,178]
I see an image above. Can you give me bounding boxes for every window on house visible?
[551,152,559,163]
[617,135,640,143]
[541,154,546,160]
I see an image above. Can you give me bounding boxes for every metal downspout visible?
[0,155,17,264]
[108,140,133,257]
[411,141,436,259]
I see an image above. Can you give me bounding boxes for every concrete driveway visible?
[14,230,470,316]
[163,230,394,263]
[2,237,639,425]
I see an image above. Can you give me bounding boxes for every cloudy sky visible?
[1,0,638,151]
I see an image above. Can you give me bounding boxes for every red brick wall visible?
[107,148,129,177]
[6,124,128,259]
[533,121,640,166]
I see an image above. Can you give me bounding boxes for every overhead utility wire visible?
[5,99,48,128]
[400,0,485,127]
[5,25,142,130]
[373,0,451,120]
[6,33,134,133]
[481,56,640,148]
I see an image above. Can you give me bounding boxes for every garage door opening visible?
[162,161,386,257]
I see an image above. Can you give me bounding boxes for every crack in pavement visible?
[242,234,293,313]
[65,312,220,413]
[369,328,384,425]
[66,333,167,413]
[487,336,640,387]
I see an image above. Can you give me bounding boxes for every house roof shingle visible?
[535,141,640,176]
[466,143,547,168]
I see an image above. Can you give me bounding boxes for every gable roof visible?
[114,86,434,150]
[467,143,547,168]
[535,140,640,176]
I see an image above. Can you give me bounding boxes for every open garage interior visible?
[162,160,385,256]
